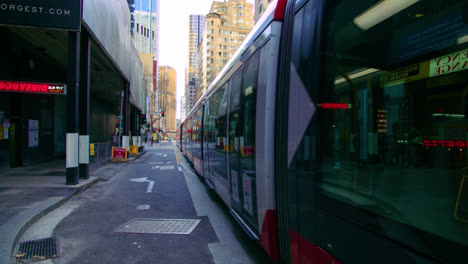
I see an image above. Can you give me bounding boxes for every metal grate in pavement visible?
[15,237,59,263]
[115,218,201,235]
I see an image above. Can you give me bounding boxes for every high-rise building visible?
[184,15,205,116]
[129,0,160,60]
[188,15,205,83]
[185,78,197,117]
[255,0,273,22]
[157,66,177,134]
[196,0,254,100]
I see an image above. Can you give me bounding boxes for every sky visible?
[158,0,255,120]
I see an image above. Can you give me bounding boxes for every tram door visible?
[229,50,260,232]
[203,101,215,186]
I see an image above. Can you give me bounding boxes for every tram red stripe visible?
[260,210,280,262]
[289,228,342,264]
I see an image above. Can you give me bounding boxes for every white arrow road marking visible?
[130,177,155,193]
[163,154,167,157]
[178,166,182,171]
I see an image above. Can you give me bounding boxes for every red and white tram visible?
[180,0,468,263]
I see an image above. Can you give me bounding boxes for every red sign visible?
[423,140,468,148]
[319,103,350,109]
[111,147,127,161]
[241,146,255,156]
[0,81,66,94]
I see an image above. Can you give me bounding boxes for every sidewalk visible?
[0,150,146,264]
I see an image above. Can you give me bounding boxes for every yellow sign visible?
[129,146,139,155]
[90,144,95,156]
[430,48,468,77]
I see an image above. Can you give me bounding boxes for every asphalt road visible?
[50,142,273,264]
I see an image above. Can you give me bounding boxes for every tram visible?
[180,0,468,263]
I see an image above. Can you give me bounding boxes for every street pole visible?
[118,87,124,147]
[66,31,80,185]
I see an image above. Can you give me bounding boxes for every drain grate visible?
[15,237,59,263]
[115,218,201,235]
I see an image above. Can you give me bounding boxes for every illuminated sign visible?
[0,81,66,95]
[430,48,468,77]
[377,109,387,134]
[423,140,468,148]
[318,103,351,109]
[0,0,81,31]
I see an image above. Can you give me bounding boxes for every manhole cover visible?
[15,237,59,263]
[115,218,201,235]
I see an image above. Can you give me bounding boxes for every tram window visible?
[290,0,468,255]
[212,83,229,179]
[321,0,468,248]
[240,51,260,172]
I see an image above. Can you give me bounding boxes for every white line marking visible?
[178,166,182,172]
[130,177,155,193]
[147,181,155,193]
[163,154,167,157]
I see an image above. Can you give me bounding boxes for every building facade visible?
[0,0,145,184]
[196,0,254,100]
[129,0,160,60]
[157,66,177,134]
[255,0,273,22]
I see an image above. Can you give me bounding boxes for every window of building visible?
[211,36,214,41]
[238,19,244,24]
[211,51,213,56]
[152,31,154,40]
[211,58,214,63]
[239,12,244,16]
[224,45,227,50]
[219,52,222,56]
[224,38,228,42]
[218,59,222,64]
[137,23,139,33]
[211,28,214,34]
[219,44,222,49]
[211,20,214,25]
[219,29,222,34]
[141,25,143,35]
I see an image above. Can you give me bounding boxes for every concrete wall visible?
[83,0,144,111]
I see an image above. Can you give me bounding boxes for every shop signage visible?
[430,48,468,77]
[0,81,66,94]
[111,147,127,161]
[0,0,81,31]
